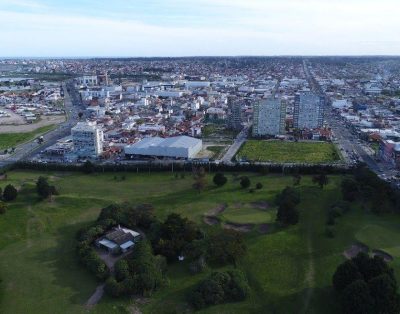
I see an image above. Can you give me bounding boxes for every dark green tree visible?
[341,280,373,314]
[276,200,299,225]
[341,177,359,202]
[3,184,18,201]
[332,260,362,292]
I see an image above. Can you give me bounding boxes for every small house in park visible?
[96,226,141,254]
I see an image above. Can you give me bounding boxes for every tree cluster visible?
[150,213,201,262]
[332,252,400,314]
[189,270,250,309]
[105,241,166,297]
[36,176,58,199]
[341,165,399,214]
[276,186,300,225]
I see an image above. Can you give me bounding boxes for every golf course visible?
[0,169,400,313]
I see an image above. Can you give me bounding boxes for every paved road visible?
[0,81,83,169]
[220,126,250,164]
[302,60,382,174]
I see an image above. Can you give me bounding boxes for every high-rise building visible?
[72,121,103,157]
[227,96,243,131]
[293,91,324,129]
[253,98,286,136]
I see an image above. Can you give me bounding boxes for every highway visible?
[0,81,83,169]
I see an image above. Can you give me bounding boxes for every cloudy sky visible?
[0,0,399,57]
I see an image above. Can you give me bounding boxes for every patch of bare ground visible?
[222,222,254,232]
[343,243,369,259]
[259,223,273,234]
[372,249,393,262]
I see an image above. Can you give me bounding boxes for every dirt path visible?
[85,284,105,308]
[301,227,315,314]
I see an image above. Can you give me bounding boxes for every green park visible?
[237,140,341,163]
[0,167,399,313]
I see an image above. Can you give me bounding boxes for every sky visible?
[0,0,400,57]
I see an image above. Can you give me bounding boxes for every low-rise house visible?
[96,226,141,254]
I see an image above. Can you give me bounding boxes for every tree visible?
[78,112,83,119]
[255,182,263,190]
[275,186,300,207]
[240,176,251,189]
[152,213,200,261]
[276,200,299,225]
[312,173,329,189]
[341,280,373,314]
[3,184,17,201]
[189,270,249,309]
[213,173,227,187]
[114,259,130,282]
[368,274,400,314]
[36,176,57,199]
[193,167,207,191]
[82,160,95,174]
[207,229,246,265]
[341,177,359,202]
[333,260,362,292]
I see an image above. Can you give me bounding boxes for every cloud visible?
[0,0,399,56]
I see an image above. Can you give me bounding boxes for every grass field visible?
[1,170,400,314]
[237,140,341,163]
[0,125,55,150]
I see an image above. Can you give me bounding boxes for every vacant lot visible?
[237,140,341,163]
[0,125,55,150]
[0,170,399,314]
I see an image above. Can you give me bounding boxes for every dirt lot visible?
[0,115,65,133]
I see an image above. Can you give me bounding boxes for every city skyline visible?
[1,0,400,57]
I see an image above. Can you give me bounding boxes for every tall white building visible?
[71,121,103,157]
[253,98,286,136]
[293,91,324,129]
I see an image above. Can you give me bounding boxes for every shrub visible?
[255,182,263,190]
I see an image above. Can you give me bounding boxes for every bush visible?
[3,184,18,201]
[240,176,251,189]
[213,173,228,187]
[255,182,263,190]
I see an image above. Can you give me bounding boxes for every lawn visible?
[237,140,341,163]
[0,170,400,314]
[0,125,55,150]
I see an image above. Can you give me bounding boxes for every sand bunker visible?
[222,222,254,232]
[203,216,220,226]
[372,249,394,262]
[251,201,269,210]
[259,223,273,234]
[343,243,369,259]
[206,204,227,216]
